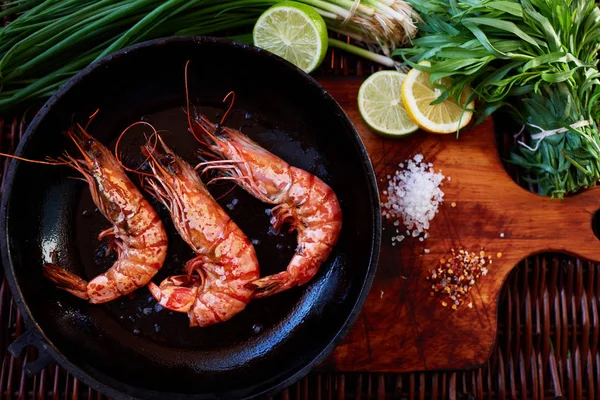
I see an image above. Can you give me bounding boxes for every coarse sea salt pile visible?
[381,154,446,245]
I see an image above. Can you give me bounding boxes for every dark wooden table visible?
[0,28,595,400]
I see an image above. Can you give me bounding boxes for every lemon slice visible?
[401,62,474,134]
[358,71,419,137]
[253,2,328,73]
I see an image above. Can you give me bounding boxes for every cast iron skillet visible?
[0,37,380,399]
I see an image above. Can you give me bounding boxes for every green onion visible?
[329,38,396,67]
[394,0,600,199]
[0,0,420,111]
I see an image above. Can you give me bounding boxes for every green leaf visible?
[462,21,507,58]
[522,52,584,72]
[461,17,542,48]
[521,6,561,52]
[485,1,523,17]
[541,69,577,83]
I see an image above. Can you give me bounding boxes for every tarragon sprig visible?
[395,0,600,198]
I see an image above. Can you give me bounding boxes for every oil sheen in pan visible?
[74,105,336,348]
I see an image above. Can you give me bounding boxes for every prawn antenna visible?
[219,91,235,126]
[214,184,237,201]
[194,148,219,162]
[0,152,68,166]
[183,60,218,146]
[114,121,158,178]
[85,108,101,130]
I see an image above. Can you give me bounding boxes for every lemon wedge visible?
[401,62,474,134]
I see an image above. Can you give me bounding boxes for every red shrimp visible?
[188,96,342,298]
[41,125,168,303]
[143,135,259,327]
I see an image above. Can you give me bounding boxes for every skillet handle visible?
[8,330,53,375]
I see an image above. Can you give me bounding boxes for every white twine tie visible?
[517,120,593,152]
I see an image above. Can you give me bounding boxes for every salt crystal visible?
[424,249,430,254]
[500,232,505,238]
[381,155,445,244]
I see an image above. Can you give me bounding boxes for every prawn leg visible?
[270,203,301,233]
[97,227,127,256]
[97,227,116,241]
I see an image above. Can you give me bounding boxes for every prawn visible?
[41,125,169,303]
[143,135,259,327]
[188,94,342,298]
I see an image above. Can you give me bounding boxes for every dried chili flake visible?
[426,248,490,310]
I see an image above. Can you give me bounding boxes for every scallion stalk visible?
[0,0,420,111]
[329,38,396,67]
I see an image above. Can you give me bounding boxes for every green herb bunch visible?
[395,0,600,198]
[0,0,420,111]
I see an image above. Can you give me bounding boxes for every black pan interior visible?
[1,37,379,399]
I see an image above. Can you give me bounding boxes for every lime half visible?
[253,2,328,73]
[358,71,419,137]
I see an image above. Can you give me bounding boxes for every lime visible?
[358,71,419,137]
[253,2,328,73]
[401,62,474,134]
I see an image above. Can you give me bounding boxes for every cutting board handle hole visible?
[591,209,600,241]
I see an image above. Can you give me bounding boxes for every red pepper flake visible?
[426,248,490,310]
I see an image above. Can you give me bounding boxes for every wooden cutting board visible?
[316,77,600,372]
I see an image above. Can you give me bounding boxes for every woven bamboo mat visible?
[1,16,598,400]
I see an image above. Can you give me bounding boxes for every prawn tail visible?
[148,276,199,312]
[246,272,291,299]
[43,263,89,300]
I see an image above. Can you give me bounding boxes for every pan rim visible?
[0,36,382,399]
